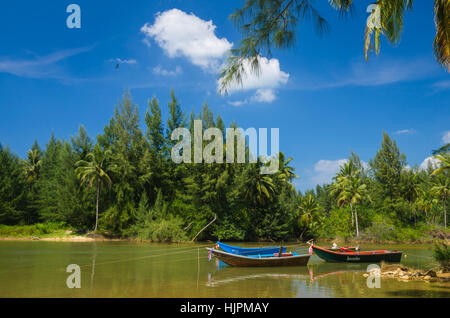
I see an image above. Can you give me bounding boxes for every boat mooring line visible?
[77,243,213,269]
[402,253,434,259]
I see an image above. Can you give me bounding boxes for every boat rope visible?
[78,243,214,269]
[402,253,434,259]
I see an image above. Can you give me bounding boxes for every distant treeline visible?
[0,90,448,242]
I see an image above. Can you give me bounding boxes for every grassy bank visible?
[0,222,76,238]
[1,221,448,245]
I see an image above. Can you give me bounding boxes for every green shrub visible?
[360,215,396,242]
[35,222,67,234]
[394,223,428,242]
[317,208,353,239]
[212,217,246,241]
[433,241,450,269]
[136,216,187,242]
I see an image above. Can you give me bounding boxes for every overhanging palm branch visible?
[433,0,450,71]
[431,153,450,176]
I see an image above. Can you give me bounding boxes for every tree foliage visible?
[1,91,448,241]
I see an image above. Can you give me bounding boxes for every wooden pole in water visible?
[278,246,283,257]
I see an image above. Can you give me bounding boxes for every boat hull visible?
[207,248,310,267]
[216,242,286,255]
[311,245,402,263]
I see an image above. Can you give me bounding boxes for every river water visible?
[0,241,448,298]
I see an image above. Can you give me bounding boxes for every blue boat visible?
[216,241,287,256]
[207,248,309,267]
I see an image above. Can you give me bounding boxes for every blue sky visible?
[0,0,449,191]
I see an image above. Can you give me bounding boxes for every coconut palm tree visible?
[432,0,449,72]
[415,186,438,221]
[277,152,297,189]
[337,176,370,238]
[22,148,42,185]
[297,194,319,240]
[431,174,449,227]
[331,162,359,226]
[431,153,450,176]
[75,144,112,232]
[331,178,353,226]
[242,161,276,207]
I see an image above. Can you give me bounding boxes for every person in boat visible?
[331,242,339,250]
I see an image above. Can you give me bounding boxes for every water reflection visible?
[90,243,97,296]
[0,241,448,297]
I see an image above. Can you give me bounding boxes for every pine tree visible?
[370,131,406,199]
[0,144,27,224]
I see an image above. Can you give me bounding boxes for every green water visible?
[0,241,448,298]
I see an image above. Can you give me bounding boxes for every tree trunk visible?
[95,178,100,233]
[354,206,360,238]
[350,203,354,227]
[444,198,447,228]
[299,226,307,241]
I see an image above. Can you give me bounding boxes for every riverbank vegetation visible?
[0,91,449,243]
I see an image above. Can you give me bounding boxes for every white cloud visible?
[442,131,450,144]
[431,80,450,93]
[220,56,289,93]
[251,88,277,103]
[152,65,182,76]
[227,99,247,107]
[141,9,232,72]
[107,58,137,66]
[308,158,370,185]
[142,38,152,48]
[361,161,370,171]
[394,129,416,135]
[0,46,92,78]
[311,159,348,185]
[296,57,438,91]
[141,9,289,104]
[420,156,441,170]
[115,58,137,64]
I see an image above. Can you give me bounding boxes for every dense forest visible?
[0,90,449,242]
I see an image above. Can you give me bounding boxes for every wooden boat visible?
[310,244,402,263]
[207,248,310,267]
[216,241,286,256]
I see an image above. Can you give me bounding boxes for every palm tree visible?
[400,169,421,224]
[432,0,449,72]
[242,161,276,207]
[22,148,42,185]
[75,144,112,232]
[298,194,319,240]
[331,162,359,226]
[431,153,450,176]
[277,152,297,189]
[331,179,353,225]
[415,186,438,221]
[337,176,370,238]
[431,174,449,227]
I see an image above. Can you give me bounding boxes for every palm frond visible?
[433,0,450,71]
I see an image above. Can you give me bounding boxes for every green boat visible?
[310,244,402,263]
